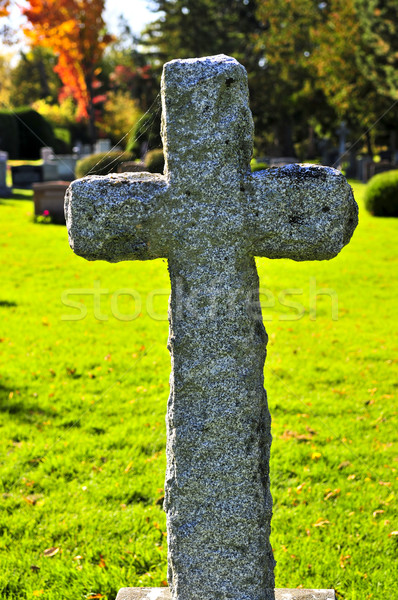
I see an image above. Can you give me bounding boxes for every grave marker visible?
[65,55,358,600]
[0,150,11,197]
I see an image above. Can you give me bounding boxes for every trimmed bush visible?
[364,169,398,217]
[144,148,164,174]
[75,151,131,178]
[0,111,19,159]
[14,108,56,159]
[251,158,269,172]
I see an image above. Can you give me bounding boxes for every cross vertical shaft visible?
[166,250,274,598]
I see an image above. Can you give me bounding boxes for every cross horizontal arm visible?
[243,164,358,261]
[65,173,170,262]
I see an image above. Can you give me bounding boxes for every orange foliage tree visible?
[22,0,113,142]
[0,0,9,17]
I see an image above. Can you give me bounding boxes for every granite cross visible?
[65,55,358,600]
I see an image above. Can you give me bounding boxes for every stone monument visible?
[65,55,358,600]
[0,151,12,197]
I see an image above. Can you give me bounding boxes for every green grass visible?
[0,182,397,600]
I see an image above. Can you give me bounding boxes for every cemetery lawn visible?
[0,182,397,600]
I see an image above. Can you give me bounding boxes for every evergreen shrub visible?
[76,151,131,178]
[144,149,164,173]
[364,169,398,217]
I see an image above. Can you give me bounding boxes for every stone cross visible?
[65,55,358,600]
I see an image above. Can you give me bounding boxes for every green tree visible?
[9,47,61,107]
[356,0,398,101]
[308,0,397,155]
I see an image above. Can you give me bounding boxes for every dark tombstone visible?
[0,151,12,198]
[33,181,69,223]
[11,165,43,188]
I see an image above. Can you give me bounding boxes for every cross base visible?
[116,588,335,600]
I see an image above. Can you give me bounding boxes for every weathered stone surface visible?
[65,55,357,600]
[116,589,335,600]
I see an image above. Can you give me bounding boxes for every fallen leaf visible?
[373,510,384,517]
[338,461,351,470]
[43,547,59,557]
[33,591,44,597]
[98,556,106,568]
[340,554,351,568]
[388,531,398,537]
[313,518,330,527]
[324,488,340,501]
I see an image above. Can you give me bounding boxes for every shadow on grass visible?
[0,300,17,308]
[0,382,52,423]
[11,189,34,200]
[0,189,34,201]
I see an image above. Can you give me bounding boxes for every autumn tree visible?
[23,0,113,143]
[0,0,9,17]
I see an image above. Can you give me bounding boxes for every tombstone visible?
[94,138,111,154]
[53,155,77,181]
[11,164,43,188]
[356,155,373,182]
[41,146,55,162]
[0,150,12,198]
[65,56,358,600]
[33,181,69,224]
[40,146,59,181]
[336,121,349,167]
[367,160,395,180]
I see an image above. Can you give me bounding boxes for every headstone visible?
[356,155,373,182]
[40,146,59,181]
[41,146,55,162]
[33,181,69,223]
[94,138,111,154]
[11,165,43,188]
[0,150,12,198]
[336,121,349,168]
[367,160,395,180]
[53,155,77,181]
[65,55,358,600]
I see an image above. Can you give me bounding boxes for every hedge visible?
[14,108,56,159]
[0,111,19,159]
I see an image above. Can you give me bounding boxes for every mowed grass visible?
[0,182,397,600]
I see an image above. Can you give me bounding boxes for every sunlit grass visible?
[0,182,396,599]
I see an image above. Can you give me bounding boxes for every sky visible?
[104,0,159,36]
[0,0,160,55]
